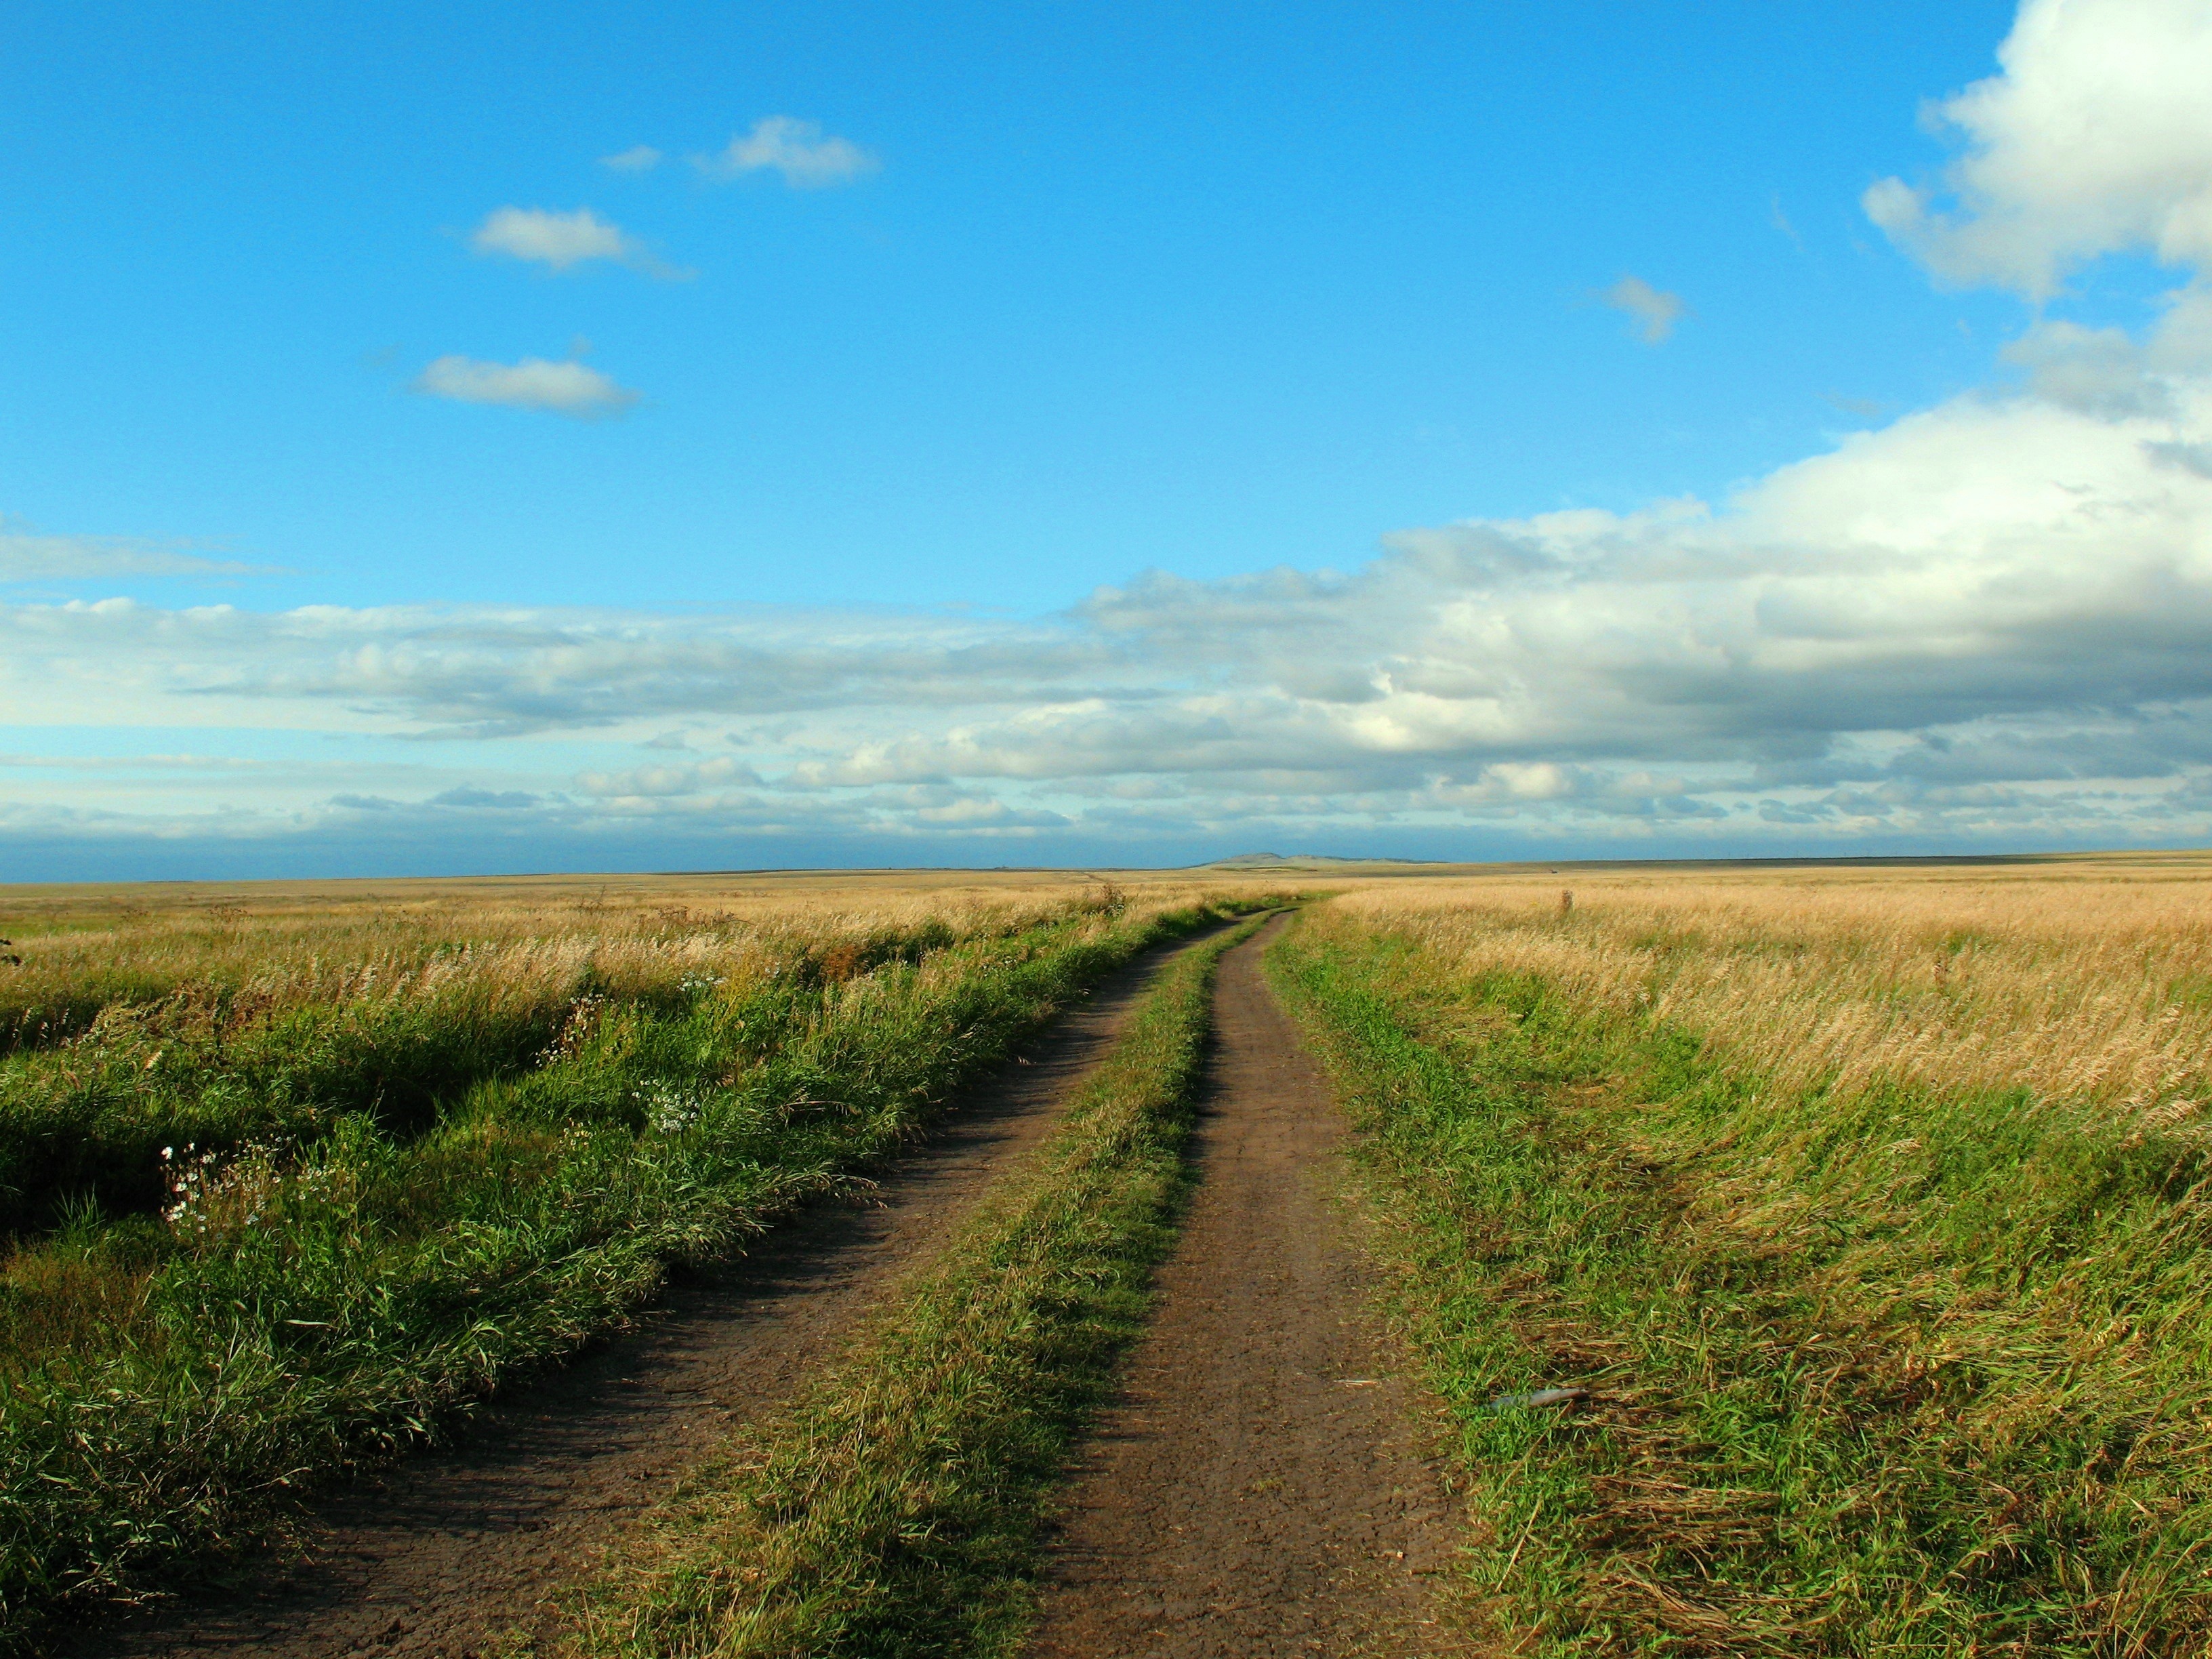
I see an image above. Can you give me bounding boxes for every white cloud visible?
[468,206,684,277]
[699,117,878,188]
[1864,0,2212,295]
[412,354,640,419]
[600,144,663,173]
[576,756,762,798]
[1603,274,1686,344]
[472,206,628,269]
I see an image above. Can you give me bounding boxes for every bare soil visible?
[1025,920,1458,1658]
[65,935,1221,1659]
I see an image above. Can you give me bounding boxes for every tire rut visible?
[65,928,1232,1659]
[1025,916,1458,1659]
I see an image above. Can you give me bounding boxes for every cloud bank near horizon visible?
[9,0,2212,874]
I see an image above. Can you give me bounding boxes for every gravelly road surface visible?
[1025,917,1458,1659]
[66,932,1224,1659]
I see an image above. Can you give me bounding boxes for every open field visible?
[10,851,2212,1656]
[1274,851,2212,1654]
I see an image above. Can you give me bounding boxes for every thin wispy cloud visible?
[1769,192,1807,251]
[1603,273,1687,344]
[468,206,688,278]
[1822,392,1885,419]
[412,354,640,419]
[598,144,663,173]
[699,117,878,187]
[0,521,266,583]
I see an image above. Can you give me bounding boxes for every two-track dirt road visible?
[70,916,1456,1659]
[1025,918,1456,1658]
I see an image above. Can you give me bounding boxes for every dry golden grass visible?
[1323,850,2212,1124]
[0,867,1285,1046]
[1279,851,2212,1652]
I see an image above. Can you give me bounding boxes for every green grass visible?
[1268,912,2212,1658]
[0,916,988,1237]
[0,897,1273,1647]
[0,983,573,1234]
[577,913,1272,1659]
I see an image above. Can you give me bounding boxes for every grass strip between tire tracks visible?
[575,912,1275,1659]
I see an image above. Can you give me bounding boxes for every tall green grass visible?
[0,898,1267,1647]
[1270,912,2212,1658]
[579,915,1271,1659]
[0,918,987,1236]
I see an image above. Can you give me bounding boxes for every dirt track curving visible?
[1025,918,1457,1658]
[66,934,1225,1659]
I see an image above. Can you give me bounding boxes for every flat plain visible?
[5,852,2211,1656]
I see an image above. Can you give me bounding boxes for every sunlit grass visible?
[1273,859,2212,1655]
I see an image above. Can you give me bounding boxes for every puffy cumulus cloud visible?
[468,206,686,277]
[472,206,626,269]
[412,354,639,419]
[1866,0,2212,295]
[1603,274,1687,344]
[1012,300,2212,806]
[699,117,877,187]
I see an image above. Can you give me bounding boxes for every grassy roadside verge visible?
[1267,909,2212,1657]
[577,912,1273,1659]
[1,898,1275,1648]
[0,914,1029,1235]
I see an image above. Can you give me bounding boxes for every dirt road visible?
[68,934,1223,1659]
[1025,918,1456,1658]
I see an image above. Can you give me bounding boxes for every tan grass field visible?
[0,866,1286,1636]
[13,850,2209,1123]
[1324,848,2212,1124]
[1269,848,2212,1652]
[0,867,1286,1042]
[10,847,2206,1121]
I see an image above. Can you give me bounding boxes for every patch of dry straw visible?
[1326,861,2212,1124]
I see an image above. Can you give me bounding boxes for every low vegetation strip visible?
[577,912,1272,1659]
[0,890,1272,1647]
[0,909,1043,1235]
[0,881,1098,1060]
[1269,893,2212,1656]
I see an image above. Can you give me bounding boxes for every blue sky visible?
[7,0,2212,877]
